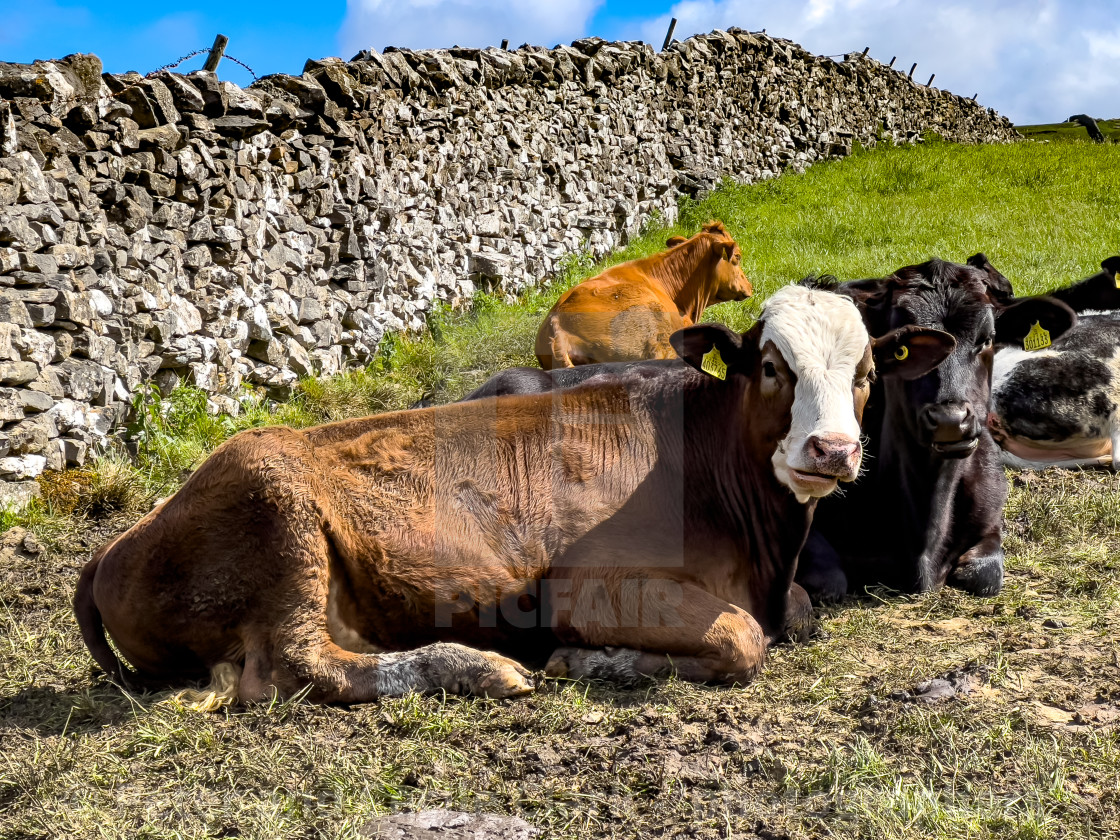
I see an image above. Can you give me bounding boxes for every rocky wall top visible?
[0,29,1017,502]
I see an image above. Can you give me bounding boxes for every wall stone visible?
[0,30,1016,487]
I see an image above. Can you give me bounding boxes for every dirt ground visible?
[1,468,1117,840]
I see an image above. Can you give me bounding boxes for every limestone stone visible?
[361,810,539,840]
[0,454,47,480]
[0,361,39,385]
[0,479,40,509]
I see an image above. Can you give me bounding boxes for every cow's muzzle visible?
[920,401,982,458]
[788,433,862,495]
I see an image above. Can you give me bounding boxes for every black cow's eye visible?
[977,337,993,351]
[763,361,777,378]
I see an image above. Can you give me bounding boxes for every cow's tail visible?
[547,319,576,369]
[172,662,242,712]
[73,554,130,686]
[74,552,173,693]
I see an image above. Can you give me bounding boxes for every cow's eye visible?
[763,361,777,378]
[977,337,993,351]
[854,376,870,389]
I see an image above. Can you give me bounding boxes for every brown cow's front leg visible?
[249,543,535,702]
[546,581,768,686]
[546,646,740,685]
[263,635,535,702]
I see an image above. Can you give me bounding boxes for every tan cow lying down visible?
[75,286,953,703]
[535,221,752,369]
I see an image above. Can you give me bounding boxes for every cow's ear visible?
[1044,259,1120,313]
[839,277,889,307]
[665,235,687,248]
[671,323,754,380]
[995,296,1077,346]
[872,326,956,380]
[967,252,1014,303]
[835,277,892,334]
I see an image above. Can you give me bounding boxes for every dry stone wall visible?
[0,29,1016,502]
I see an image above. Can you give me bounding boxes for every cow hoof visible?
[544,646,643,684]
[474,653,535,699]
[779,583,814,644]
[437,647,534,699]
[544,649,574,679]
[948,554,1004,597]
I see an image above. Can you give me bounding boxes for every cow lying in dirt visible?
[797,255,1077,601]
[75,287,949,703]
[535,221,752,369]
[989,256,1120,469]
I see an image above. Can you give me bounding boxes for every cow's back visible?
[296,385,664,645]
[991,314,1120,463]
[536,271,685,367]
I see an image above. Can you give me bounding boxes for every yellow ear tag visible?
[1023,321,1051,352]
[1114,271,1119,289]
[894,345,909,361]
[701,346,728,380]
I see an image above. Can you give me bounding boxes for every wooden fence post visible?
[203,34,228,73]
[908,62,917,80]
[926,74,935,87]
[662,18,678,51]
[500,39,509,50]
[888,56,896,68]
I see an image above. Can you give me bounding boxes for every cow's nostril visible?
[807,435,860,465]
[924,403,971,432]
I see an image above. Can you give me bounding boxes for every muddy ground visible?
[1,468,1117,839]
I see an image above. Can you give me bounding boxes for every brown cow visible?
[535,221,752,369]
[75,286,952,703]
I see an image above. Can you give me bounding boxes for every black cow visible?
[456,359,680,401]
[990,257,1120,468]
[796,255,1077,601]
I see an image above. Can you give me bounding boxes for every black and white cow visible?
[989,256,1120,469]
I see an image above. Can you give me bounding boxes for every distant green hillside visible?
[1015,118,1120,142]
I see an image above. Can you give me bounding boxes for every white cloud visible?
[620,0,1119,124]
[340,0,604,57]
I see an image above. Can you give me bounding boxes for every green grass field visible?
[2,136,1119,840]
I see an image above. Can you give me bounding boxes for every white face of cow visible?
[759,286,872,502]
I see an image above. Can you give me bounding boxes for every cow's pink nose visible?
[805,434,861,475]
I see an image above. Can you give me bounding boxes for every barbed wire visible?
[148,48,211,76]
[220,54,258,81]
[108,47,259,100]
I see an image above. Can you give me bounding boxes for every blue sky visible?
[2,0,1118,125]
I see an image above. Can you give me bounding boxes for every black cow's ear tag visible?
[1023,321,1051,351]
[894,345,909,361]
[701,346,728,380]
[1114,271,1119,290]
